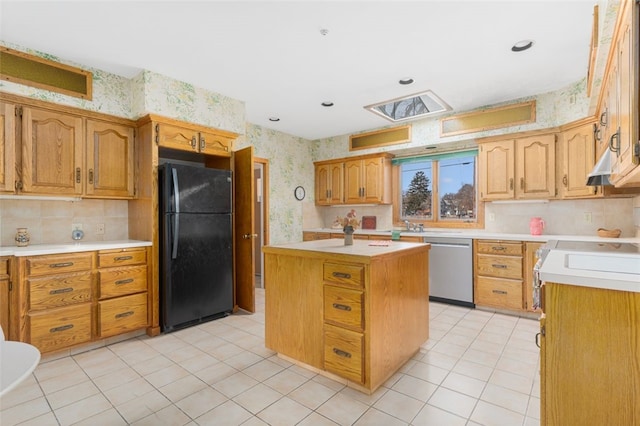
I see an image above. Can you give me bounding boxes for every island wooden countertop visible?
[263,239,429,262]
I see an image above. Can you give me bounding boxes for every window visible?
[394,151,480,227]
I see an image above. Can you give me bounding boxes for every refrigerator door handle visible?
[171,214,180,259]
[172,167,181,213]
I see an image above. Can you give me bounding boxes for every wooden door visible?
[156,122,198,152]
[362,156,383,203]
[516,134,556,199]
[199,131,232,157]
[234,146,255,313]
[343,159,362,203]
[328,162,343,204]
[478,140,515,200]
[560,123,596,198]
[85,120,135,198]
[21,107,83,195]
[0,102,16,193]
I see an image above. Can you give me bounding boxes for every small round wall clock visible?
[294,186,306,201]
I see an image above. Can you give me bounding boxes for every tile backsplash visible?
[306,196,638,238]
[0,199,129,246]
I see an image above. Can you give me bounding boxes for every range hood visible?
[586,149,612,186]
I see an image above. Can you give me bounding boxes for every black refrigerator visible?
[159,163,233,332]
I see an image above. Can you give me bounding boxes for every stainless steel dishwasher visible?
[423,236,474,307]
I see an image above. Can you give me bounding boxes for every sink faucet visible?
[404,220,411,231]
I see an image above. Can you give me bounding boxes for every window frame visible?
[392,153,484,229]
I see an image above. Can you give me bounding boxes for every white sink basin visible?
[566,253,640,275]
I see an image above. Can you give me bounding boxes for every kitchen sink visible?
[565,253,640,275]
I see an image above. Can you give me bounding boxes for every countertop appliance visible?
[423,236,474,307]
[159,163,233,332]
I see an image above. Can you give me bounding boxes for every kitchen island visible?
[263,239,430,393]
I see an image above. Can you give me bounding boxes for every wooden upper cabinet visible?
[199,130,232,157]
[558,122,597,198]
[344,155,392,204]
[478,140,515,200]
[21,107,83,195]
[85,119,135,198]
[515,134,556,199]
[479,133,556,200]
[156,122,233,157]
[315,162,343,205]
[156,122,199,152]
[611,8,636,182]
[0,102,16,193]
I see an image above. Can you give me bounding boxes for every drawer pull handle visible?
[332,303,352,312]
[115,278,134,285]
[333,348,352,358]
[114,256,133,261]
[492,289,508,295]
[115,311,134,319]
[50,262,73,268]
[49,287,73,295]
[332,272,352,279]
[50,324,73,333]
[491,246,506,251]
[491,264,507,269]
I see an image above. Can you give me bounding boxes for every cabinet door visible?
[479,140,515,200]
[0,102,16,193]
[156,122,198,152]
[199,131,232,157]
[560,123,597,198]
[0,257,9,338]
[516,134,556,199]
[315,163,340,205]
[344,159,363,203]
[362,156,384,203]
[85,120,135,198]
[611,11,637,182]
[21,107,83,195]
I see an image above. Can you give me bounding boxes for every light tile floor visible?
[1,287,541,425]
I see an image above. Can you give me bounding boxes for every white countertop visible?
[0,240,152,257]
[539,248,640,293]
[304,228,640,244]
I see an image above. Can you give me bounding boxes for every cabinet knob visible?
[332,348,352,358]
[75,167,81,183]
[191,136,197,149]
[520,178,524,190]
[88,169,94,184]
[609,129,620,153]
[562,174,568,187]
[509,178,513,190]
[200,137,206,150]
[50,324,74,333]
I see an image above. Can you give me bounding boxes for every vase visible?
[15,227,30,247]
[343,225,354,246]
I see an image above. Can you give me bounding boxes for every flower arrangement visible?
[333,209,360,231]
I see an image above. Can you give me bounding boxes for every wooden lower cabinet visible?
[14,246,150,353]
[264,240,429,393]
[540,282,640,425]
[474,240,524,310]
[0,257,10,337]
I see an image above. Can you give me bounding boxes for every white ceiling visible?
[0,1,597,140]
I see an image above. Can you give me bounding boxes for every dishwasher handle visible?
[426,241,472,249]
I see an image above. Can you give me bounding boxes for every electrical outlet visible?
[488,213,496,222]
[583,212,592,223]
[96,223,105,235]
[72,223,83,231]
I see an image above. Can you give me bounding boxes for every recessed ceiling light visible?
[511,40,534,52]
[399,78,414,85]
[268,117,280,122]
[321,102,334,107]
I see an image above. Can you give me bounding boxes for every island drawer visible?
[475,276,523,310]
[28,272,93,311]
[324,324,363,384]
[323,263,364,288]
[98,292,148,338]
[27,303,92,352]
[98,266,147,299]
[98,248,147,268]
[324,285,364,331]
[476,254,522,280]
[476,241,523,256]
[26,252,94,277]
